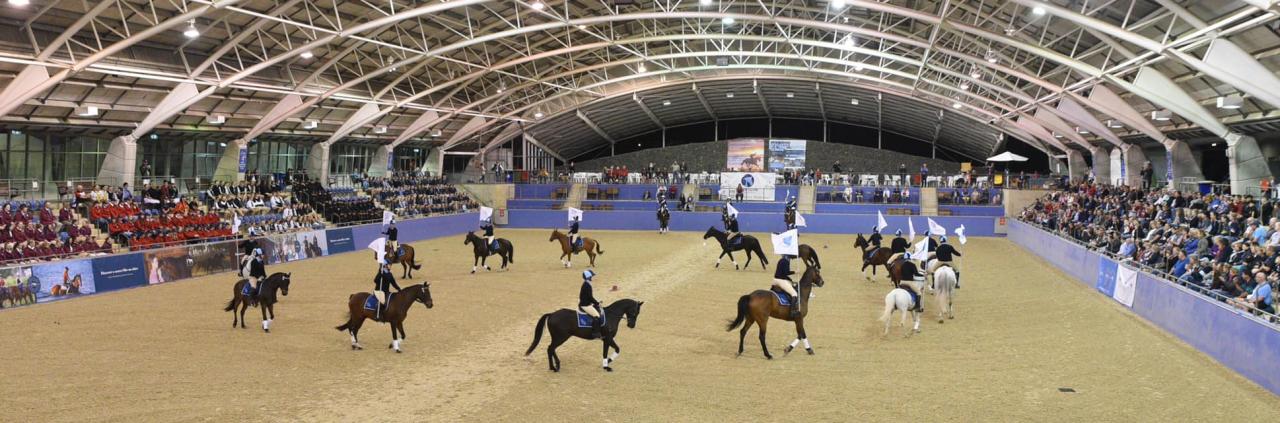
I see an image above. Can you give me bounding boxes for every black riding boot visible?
[955,272,960,289]
[590,318,603,339]
[789,297,800,318]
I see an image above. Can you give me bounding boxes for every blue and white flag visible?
[368,237,387,263]
[911,237,929,261]
[1114,265,1137,307]
[567,207,584,222]
[907,218,916,242]
[479,206,494,222]
[771,229,799,256]
[927,218,947,237]
[726,203,739,218]
[382,210,395,226]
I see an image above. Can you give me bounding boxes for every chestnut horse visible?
[335,283,433,353]
[223,272,292,332]
[854,234,893,281]
[525,299,644,372]
[549,229,603,268]
[464,231,514,273]
[726,266,825,359]
[386,244,422,278]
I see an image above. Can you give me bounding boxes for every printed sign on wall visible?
[767,139,807,171]
[92,253,149,293]
[326,227,356,254]
[725,138,766,172]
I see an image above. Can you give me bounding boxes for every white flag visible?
[726,203,739,218]
[954,225,968,245]
[907,218,916,242]
[795,213,807,228]
[911,237,929,261]
[771,229,800,256]
[368,237,387,263]
[382,210,395,226]
[876,211,888,232]
[232,214,242,234]
[479,206,494,222]
[1114,265,1137,307]
[927,218,947,237]
[567,207,584,222]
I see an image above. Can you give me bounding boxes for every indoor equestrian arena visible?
[4,0,1280,421]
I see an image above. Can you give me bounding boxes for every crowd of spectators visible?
[292,178,382,225]
[1020,182,1278,319]
[94,197,233,249]
[363,173,477,218]
[0,201,111,264]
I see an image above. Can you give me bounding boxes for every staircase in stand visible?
[797,185,816,215]
[564,183,586,210]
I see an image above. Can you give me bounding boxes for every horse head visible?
[464,232,476,245]
[702,227,721,240]
[416,283,434,309]
[801,267,825,288]
[853,234,868,250]
[549,229,563,242]
[277,273,292,296]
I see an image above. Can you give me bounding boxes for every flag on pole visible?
[795,213,807,228]
[927,218,947,237]
[876,211,888,232]
[368,237,387,263]
[479,206,494,222]
[382,210,395,226]
[954,225,968,245]
[771,229,800,256]
[726,203,739,218]
[567,207,584,222]
[911,237,929,261]
[907,218,916,242]
[232,214,242,234]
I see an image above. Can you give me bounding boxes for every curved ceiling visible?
[0,0,1277,161]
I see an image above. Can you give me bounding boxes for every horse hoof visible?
[734,265,740,270]
[395,349,402,354]
[264,329,270,333]
[485,266,491,271]
[938,319,945,324]
[765,355,773,360]
[784,346,793,355]
[806,348,814,355]
[604,367,613,372]
[715,263,720,268]
[470,270,476,274]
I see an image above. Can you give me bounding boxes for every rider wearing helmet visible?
[929,236,962,288]
[866,226,884,261]
[898,254,925,312]
[579,269,604,338]
[382,222,399,259]
[243,247,266,305]
[725,213,741,243]
[887,229,909,263]
[568,216,582,250]
[373,259,401,320]
[480,217,496,254]
[773,254,800,318]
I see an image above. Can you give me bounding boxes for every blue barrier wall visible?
[515,184,567,199]
[1008,219,1280,396]
[507,209,999,236]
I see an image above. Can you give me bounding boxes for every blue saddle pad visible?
[731,236,743,246]
[576,312,605,328]
[396,246,405,257]
[363,295,379,311]
[574,238,583,249]
[489,240,499,251]
[905,289,919,307]
[774,290,791,306]
[241,283,256,296]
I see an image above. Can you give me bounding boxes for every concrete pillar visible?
[1122,144,1148,187]
[1166,140,1205,188]
[1090,147,1111,184]
[306,143,331,185]
[212,138,248,182]
[1226,133,1272,195]
[1066,149,1089,181]
[368,145,393,178]
[96,135,138,187]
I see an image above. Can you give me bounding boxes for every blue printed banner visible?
[1096,256,1118,298]
[92,253,149,292]
[238,148,249,173]
[327,227,355,254]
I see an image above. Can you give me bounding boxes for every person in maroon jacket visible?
[77,223,92,238]
[38,206,53,224]
[15,205,31,224]
[58,207,74,224]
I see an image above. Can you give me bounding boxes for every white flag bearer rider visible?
[480,217,496,254]
[382,222,399,259]
[929,236,962,288]
[898,254,925,312]
[866,226,883,260]
[772,254,800,318]
[887,229,909,263]
[725,208,741,243]
[243,247,266,305]
[579,269,604,338]
[568,215,582,250]
[373,259,401,320]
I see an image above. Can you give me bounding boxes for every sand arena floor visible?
[4,229,1279,422]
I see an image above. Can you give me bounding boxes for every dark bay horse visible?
[550,229,603,268]
[726,267,825,359]
[798,244,821,269]
[854,234,892,281]
[386,244,422,278]
[465,231,514,273]
[525,299,644,372]
[223,272,292,332]
[336,283,433,353]
[784,209,796,229]
[702,227,769,270]
[657,208,670,233]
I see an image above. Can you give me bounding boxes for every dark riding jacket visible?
[374,269,400,294]
[774,257,795,281]
[899,260,922,281]
[578,280,599,308]
[481,224,494,237]
[926,237,938,253]
[382,226,398,241]
[869,232,882,247]
[890,237,909,254]
[568,221,580,235]
[935,244,961,261]
[726,218,739,233]
[248,257,266,279]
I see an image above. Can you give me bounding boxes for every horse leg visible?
[350,318,366,350]
[758,318,772,360]
[606,338,620,365]
[261,303,271,333]
[238,301,249,329]
[472,255,479,274]
[728,251,738,270]
[389,321,402,353]
[483,255,491,271]
[743,250,752,270]
[588,251,595,267]
[601,338,613,372]
[716,251,726,268]
[230,296,240,328]
[547,334,567,372]
[737,318,754,357]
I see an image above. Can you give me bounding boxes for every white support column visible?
[1165,141,1205,186]
[1121,144,1149,187]
[1066,150,1089,181]
[96,135,138,187]
[212,138,249,182]
[1109,148,1125,186]
[1226,133,1272,195]
[420,147,444,176]
[1090,146,1111,184]
[368,145,394,178]
[306,143,332,185]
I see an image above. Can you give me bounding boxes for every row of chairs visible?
[585,187,621,200]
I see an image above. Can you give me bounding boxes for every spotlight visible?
[374,125,388,134]
[183,20,200,39]
[534,111,544,118]
[1032,5,1046,16]
[530,1,545,10]
[952,101,962,109]
[300,50,314,59]
[662,100,671,106]
[304,120,318,129]
[726,92,734,98]
[850,98,859,106]
[699,0,712,5]
[831,0,845,9]
[637,63,647,73]
[9,0,30,6]
[721,17,735,25]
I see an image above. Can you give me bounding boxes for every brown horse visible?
[657,208,670,233]
[8,283,35,306]
[223,272,292,332]
[386,244,422,278]
[798,244,821,269]
[525,299,644,372]
[549,229,603,268]
[725,266,825,359]
[465,231,514,273]
[335,283,433,353]
[854,234,893,281]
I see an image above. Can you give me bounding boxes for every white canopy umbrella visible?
[986,151,1029,162]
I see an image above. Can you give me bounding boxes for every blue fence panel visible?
[92,253,149,293]
[815,204,922,214]
[326,228,355,254]
[506,210,1000,236]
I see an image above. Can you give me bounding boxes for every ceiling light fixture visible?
[637,63,647,73]
[1151,110,1172,121]
[662,100,671,106]
[300,50,314,59]
[1032,5,1047,16]
[374,125,388,134]
[854,63,864,72]
[208,114,226,124]
[75,106,99,117]
[1107,120,1123,128]
[699,0,712,5]
[1217,94,1244,109]
[850,98,859,106]
[1053,132,1063,139]
[786,92,794,98]
[721,16,735,25]
[530,1,545,10]
[183,20,200,39]
[9,0,31,6]
[304,120,318,129]
[534,111,544,118]
[842,35,855,47]
[431,129,443,137]
[959,81,970,90]
[952,100,963,109]
[831,0,846,9]
[986,51,998,63]
[1077,127,1090,134]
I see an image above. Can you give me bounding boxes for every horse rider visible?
[929,236,962,288]
[657,202,670,233]
[887,229,909,263]
[568,216,582,251]
[382,222,399,259]
[480,217,496,254]
[579,269,604,338]
[898,253,926,312]
[926,230,939,254]
[866,226,884,260]
[772,254,800,318]
[373,259,401,320]
[725,211,742,244]
[243,247,266,306]
[785,195,798,213]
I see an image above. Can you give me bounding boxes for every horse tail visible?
[753,242,769,266]
[411,261,422,270]
[878,292,896,322]
[335,314,352,332]
[507,242,515,263]
[223,297,236,312]
[594,240,604,255]
[525,313,551,356]
[726,294,751,331]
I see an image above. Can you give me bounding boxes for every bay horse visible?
[702,227,768,270]
[335,283,433,353]
[726,267,825,359]
[465,231,514,273]
[223,272,292,332]
[932,264,957,323]
[784,209,796,229]
[549,229,603,268]
[880,279,924,337]
[798,244,821,269]
[524,299,644,372]
[386,244,422,278]
[657,208,670,233]
[854,234,892,281]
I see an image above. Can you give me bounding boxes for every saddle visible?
[241,282,258,297]
[576,311,605,328]
[770,288,792,306]
[363,294,380,311]
[729,235,743,246]
[572,238,584,252]
[394,246,405,259]
[489,240,500,251]
[865,247,881,260]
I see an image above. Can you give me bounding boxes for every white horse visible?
[932,265,956,323]
[880,279,923,337]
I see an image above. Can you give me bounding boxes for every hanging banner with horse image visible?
[725,138,766,172]
[33,259,97,302]
[276,230,328,262]
[144,242,240,285]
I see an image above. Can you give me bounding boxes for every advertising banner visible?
[92,253,148,293]
[1096,256,1118,298]
[726,138,765,172]
[33,260,97,302]
[238,148,249,173]
[278,230,328,262]
[719,172,778,201]
[767,139,807,171]
[0,266,35,307]
[327,227,355,254]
